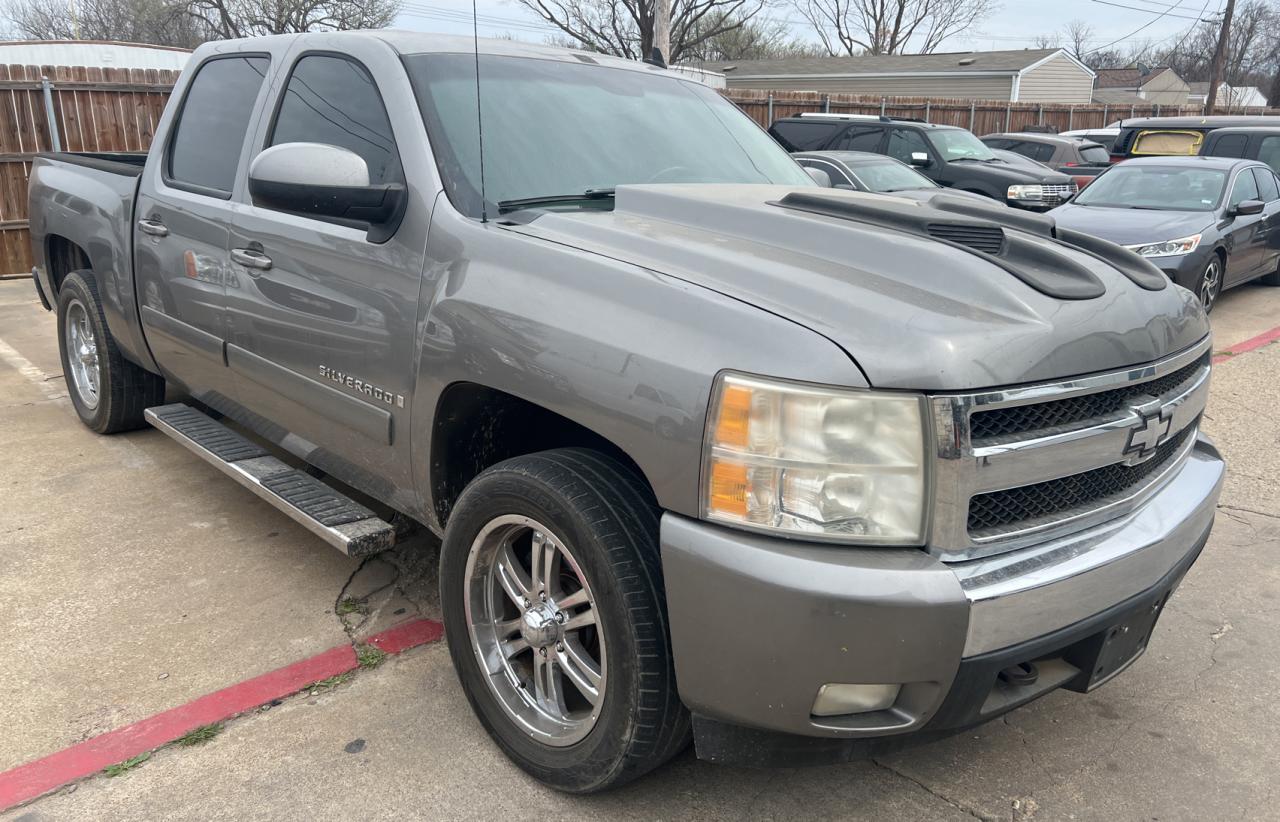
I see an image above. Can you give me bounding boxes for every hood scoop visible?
[773,190,1163,299]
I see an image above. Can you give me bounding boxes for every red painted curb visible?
[0,618,443,811]
[1213,325,1280,365]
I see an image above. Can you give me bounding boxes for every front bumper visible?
[661,433,1223,766]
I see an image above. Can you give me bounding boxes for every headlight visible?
[1125,234,1202,257]
[1007,185,1043,200]
[702,373,927,544]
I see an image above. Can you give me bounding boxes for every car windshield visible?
[927,129,996,161]
[852,160,937,191]
[404,54,812,217]
[1073,165,1226,211]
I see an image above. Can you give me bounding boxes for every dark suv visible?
[769,114,1077,210]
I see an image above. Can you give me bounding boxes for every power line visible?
[1088,0,1212,21]
[1086,0,1205,54]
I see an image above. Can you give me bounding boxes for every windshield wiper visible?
[497,188,615,214]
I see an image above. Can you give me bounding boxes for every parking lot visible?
[1,275,1278,821]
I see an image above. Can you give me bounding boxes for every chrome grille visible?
[928,338,1211,560]
[970,355,1207,441]
[1040,184,1077,206]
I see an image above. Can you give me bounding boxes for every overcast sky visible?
[393,0,1220,56]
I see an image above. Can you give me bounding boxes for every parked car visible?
[981,132,1111,188]
[792,150,942,193]
[28,32,1221,793]
[1061,127,1121,153]
[1052,156,1280,311]
[1200,126,1280,174]
[769,113,1078,210]
[1110,116,1277,163]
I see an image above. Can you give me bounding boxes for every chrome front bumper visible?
[662,432,1223,742]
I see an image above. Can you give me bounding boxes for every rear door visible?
[830,124,885,153]
[1250,166,1280,277]
[224,36,435,505]
[1224,168,1266,282]
[134,52,275,409]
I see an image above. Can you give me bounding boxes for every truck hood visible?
[1049,203,1215,247]
[508,184,1209,391]
[966,159,1072,185]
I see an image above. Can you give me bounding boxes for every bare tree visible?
[1032,33,1059,50]
[791,0,996,57]
[1063,19,1092,60]
[3,0,210,46]
[517,0,765,64]
[681,10,825,60]
[187,0,400,39]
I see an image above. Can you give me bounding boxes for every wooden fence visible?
[0,63,178,276]
[723,88,1278,133]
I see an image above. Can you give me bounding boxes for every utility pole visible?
[1204,0,1236,115]
[653,0,672,65]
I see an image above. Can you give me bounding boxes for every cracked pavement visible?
[2,280,1279,820]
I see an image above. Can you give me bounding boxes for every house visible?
[0,40,191,72]
[698,48,1095,103]
[1187,82,1269,109]
[1092,67,1189,105]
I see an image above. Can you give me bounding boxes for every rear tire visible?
[56,270,165,433]
[439,448,689,793]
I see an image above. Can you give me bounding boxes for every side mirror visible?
[804,167,832,187]
[248,142,405,238]
[1231,199,1265,216]
[910,152,932,167]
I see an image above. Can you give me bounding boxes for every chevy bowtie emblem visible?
[1123,406,1172,465]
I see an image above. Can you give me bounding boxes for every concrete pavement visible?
[2,277,1278,820]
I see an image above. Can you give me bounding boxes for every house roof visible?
[1093,67,1175,89]
[699,48,1089,78]
[1091,88,1151,105]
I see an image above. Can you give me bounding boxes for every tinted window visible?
[887,128,929,163]
[168,56,269,193]
[1029,142,1055,162]
[770,120,841,151]
[1257,136,1280,174]
[834,125,882,152]
[1229,168,1260,207]
[271,55,401,185]
[1079,145,1111,164]
[1211,134,1248,158]
[1252,167,1278,201]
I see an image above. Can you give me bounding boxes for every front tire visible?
[56,270,165,433]
[1194,255,1223,313]
[440,448,689,793]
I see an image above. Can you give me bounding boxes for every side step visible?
[144,403,395,558]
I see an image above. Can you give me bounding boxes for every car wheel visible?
[439,448,690,793]
[56,270,166,433]
[1195,256,1223,313]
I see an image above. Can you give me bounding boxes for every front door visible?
[135,53,272,411]
[224,45,432,511]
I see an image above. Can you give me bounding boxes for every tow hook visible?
[998,661,1040,687]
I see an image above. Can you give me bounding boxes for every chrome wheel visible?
[464,515,605,746]
[64,299,100,410]
[1198,258,1222,312]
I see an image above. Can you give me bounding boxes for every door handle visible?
[137,218,168,237]
[231,248,273,271]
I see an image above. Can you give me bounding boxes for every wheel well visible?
[46,235,90,293]
[430,382,651,527]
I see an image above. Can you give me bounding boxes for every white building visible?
[0,40,191,72]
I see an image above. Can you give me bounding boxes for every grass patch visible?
[175,723,222,747]
[103,752,150,777]
[308,672,352,693]
[336,597,366,616]
[357,644,387,669]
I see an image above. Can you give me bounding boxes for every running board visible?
[144,404,395,558]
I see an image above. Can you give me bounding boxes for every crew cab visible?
[28,32,1222,793]
[1110,115,1277,163]
[1199,126,1280,174]
[768,113,1078,209]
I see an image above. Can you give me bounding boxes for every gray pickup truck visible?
[28,31,1223,793]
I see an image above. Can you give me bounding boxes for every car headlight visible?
[1007,185,1043,200]
[1124,234,1202,257]
[702,373,927,544]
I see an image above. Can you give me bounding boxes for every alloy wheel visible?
[1199,258,1221,312]
[64,299,100,410]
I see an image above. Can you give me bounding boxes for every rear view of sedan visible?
[1051,156,1280,311]
[792,151,943,194]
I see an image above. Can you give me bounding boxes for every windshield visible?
[404,54,812,217]
[853,160,937,191]
[927,129,996,161]
[1074,165,1226,211]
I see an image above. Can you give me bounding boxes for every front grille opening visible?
[967,424,1194,538]
[970,355,1207,441]
[926,223,1005,255]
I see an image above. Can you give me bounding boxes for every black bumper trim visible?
[691,522,1212,769]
